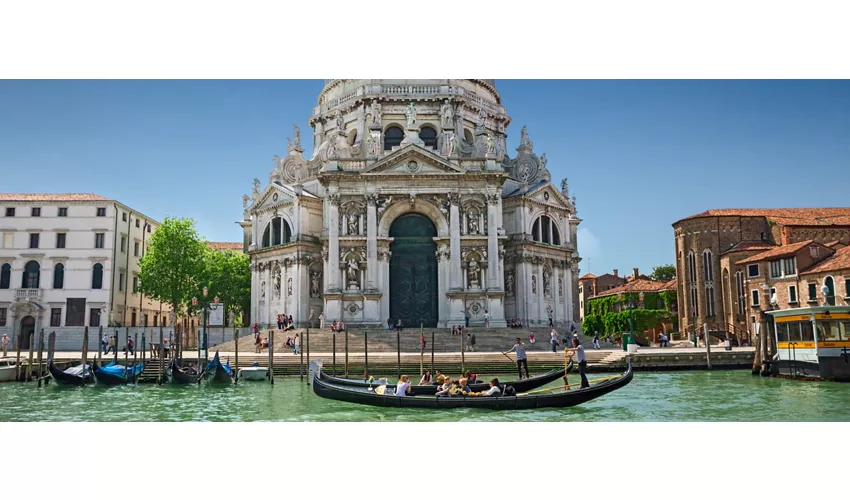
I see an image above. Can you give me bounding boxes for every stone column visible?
[448,192,461,290]
[565,262,575,325]
[537,261,545,325]
[366,195,377,289]
[553,262,560,325]
[251,214,258,247]
[486,194,500,290]
[328,193,341,291]
[250,261,259,325]
[523,260,533,325]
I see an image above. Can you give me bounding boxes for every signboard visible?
[208,303,224,327]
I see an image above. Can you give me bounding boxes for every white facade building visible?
[0,194,171,350]
[242,79,581,329]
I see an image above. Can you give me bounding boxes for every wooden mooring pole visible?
[26,332,35,381]
[268,328,274,385]
[97,325,103,366]
[132,333,139,384]
[396,329,401,380]
[305,327,310,383]
[46,331,56,386]
[430,331,435,375]
[15,330,23,381]
[123,328,129,380]
[299,332,304,381]
[81,327,89,381]
[233,328,239,385]
[704,323,712,370]
[364,330,369,381]
[420,324,424,378]
[332,331,336,377]
[158,325,164,385]
[344,329,349,378]
[36,328,44,387]
[460,328,465,374]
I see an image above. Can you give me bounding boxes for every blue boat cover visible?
[205,352,233,375]
[98,363,144,377]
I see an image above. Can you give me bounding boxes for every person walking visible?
[101,332,109,354]
[504,338,529,379]
[567,337,590,388]
[593,332,601,350]
[464,308,470,328]
[396,319,403,333]
[550,329,559,353]
[309,309,316,328]
[1,333,9,357]
[483,310,490,328]
[387,317,393,332]
[126,336,135,355]
[105,334,116,356]
[548,314,554,328]
[293,333,300,355]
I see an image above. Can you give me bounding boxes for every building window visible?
[687,252,696,282]
[53,263,64,289]
[846,278,850,297]
[50,308,62,327]
[22,260,40,288]
[747,264,759,278]
[769,287,776,305]
[5,207,14,217]
[143,313,148,327]
[808,283,817,302]
[702,250,713,281]
[135,219,140,228]
[531,216,561,245]
[91,263,103,289]
[132,276,138,293]
[782,257,796,276]
[736,271,746,315]
[751,289,760,306]
[89,308,101,327]
[705,286,715,316]
[810,246,819,258]
[122,212,127,222]
[153,315,158,327]
[120,236,127,253]
[134,241,139,257]
[383,126,405,150]
[96,207,106,217]
[147,225,151,233]
[0,307,6,327]
[29,233,40,249]
[95,233,105,249]
[66,298,86,326]
[0,263,10,289]
[31,207,41,217]
[58,207,68,217]
[789,285,797,304]
[690,287,698,317]
[769,260,782,278]
[131,311,137,327]
[418,126,438,149]
[119,272,125,292]
[56,233,66,249]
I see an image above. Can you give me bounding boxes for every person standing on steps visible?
[467,332,476,352]
[387,317,393,332]
[504,338,529,379]
[566,337,590,388]
[548,313,554,328]
[464,308,470,328]
[309,309,316,328]
[550,329,559,352]
[593,332,601,350]
[483,310,490,328]
[293,333,300,355]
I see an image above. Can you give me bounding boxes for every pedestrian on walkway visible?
[293,333,300,355]
[567,337,590,388]
[126,336,135,355]
[548,314,554,328]
[504,338,529,379]
[105,335,116,355]
[550,329,559,352]
[387,317,393,332]
[484,310,490,328]
[101,332,109,354]
[467,332,476,352]
[593,332,601,350]
[1,333,9,357]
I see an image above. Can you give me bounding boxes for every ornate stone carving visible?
[486,192,500,205]
[486,134,495,155]
[467,258,481,289]
[406,160,420,173]
[531,275,537,294]
[558,278,563,297]
[328,193,340,206]
[261,281,266,299]
[436,243,450,261]
[347,213,359,235]
[447,192,461,206]
[287,124,302,153]
[310,271,321,297]
[505,269,514,297]
[408,193,416,206]
[273,268,281,298]
[335,111,345,133]
[364,193,377,206]
[475,108,486,133]
[287,277,293,296]
[543,268,551,296]
[242,194,250,209]
[440,100,454,128]
[540,152,547,171]
[405,101,417,129]
[321,247,328,261]
[252,178,261,199]
[346,257,360,289]
[376,196,393,220]
[467,211,480,235]
[369,101,382,125]
[520,125,530,148]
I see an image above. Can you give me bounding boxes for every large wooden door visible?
[389,214,438,328]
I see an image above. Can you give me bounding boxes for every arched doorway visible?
[389,214,438,328]
[19,316,35,350]
[824,276,835,306]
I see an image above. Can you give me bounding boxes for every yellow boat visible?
[766,305,850,381]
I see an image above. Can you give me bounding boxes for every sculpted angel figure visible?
[242,194,250,209]
[405,101,417,128]
[520,125,529,146]
[252,178,261,196]
[486,134,495,154]
[467,259,480,287]
[347,258,359,284]
[467,211,479,234]
[347,214,359,235]
[310,271,321,296]
[440,99,454,127]
[505,270,514,295]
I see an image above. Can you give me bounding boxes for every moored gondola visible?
[317,362,573,396]
[166,358,200,385]
[91,360,144,386]
[201,351,234,384]
[309,359,632,410]
[48,359,93,386]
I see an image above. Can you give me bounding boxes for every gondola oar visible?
[521,374,622,395]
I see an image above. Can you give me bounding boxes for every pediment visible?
[527,183,571,208]
[362,144,463,175]
[249,184,295,212]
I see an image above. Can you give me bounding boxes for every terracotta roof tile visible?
[825,240,845,248]
[578,273,597,280]
[735,240,815,264]
[593,278,677,298]
[206,242,243,251]
[721,241,777,254]
[801,246,850,275]
[0,193,111,202]
[674,208,850,227]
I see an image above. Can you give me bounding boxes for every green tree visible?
[199,247,251,327]
[138,217,207,319]
[650,264,676,282]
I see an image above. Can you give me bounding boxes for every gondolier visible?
[1,333,8,357]
[505,338,530,379]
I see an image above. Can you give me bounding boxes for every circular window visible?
[543,192,550,201]
[406,160,420,173]
[272,193,279,202]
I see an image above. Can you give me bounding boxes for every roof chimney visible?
[613,269,618,277]
[633,268,639,280]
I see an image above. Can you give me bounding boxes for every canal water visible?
[2,370,848,421]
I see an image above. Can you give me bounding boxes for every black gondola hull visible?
[201,352,233,384]
[167,359,199,384]
[310,360,632,410]
[47,359,93,386]
[91,360,141,387]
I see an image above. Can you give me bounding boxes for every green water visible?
[2,370,849,421]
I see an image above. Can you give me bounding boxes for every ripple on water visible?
[2,371,850,422]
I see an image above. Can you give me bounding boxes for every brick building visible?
[578,269,627,321]
[673,208,850,341]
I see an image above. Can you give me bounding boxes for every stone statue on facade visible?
[287,277,293,296]
[252,178,261,198]
[486,134,495,155]
[540,152,547,170]
[440,100,454,128]
[561,178,569,197]
[505,269,514,296]
[273,272,281,298]
[310,271,321,297]
[327,136,337,158]
[558,278,563,297]
[347,214,358,235]
[543,269,551,296]
[531,275,537,294]
[519,163,531,182]
[405,101,417,129]
[467,259,480,288]
[346,258,360,288]
[287,124,302,153]
[520,125,529,147]
[376,196,393,217]
[242,194,250,209]
[371,131,382,156]
[475,108,486,133]
[261,281,266,299]
[369,101,382,125]
[335,111,345,133]
[467,211,479,235]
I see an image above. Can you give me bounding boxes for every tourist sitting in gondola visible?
[458,377,472,393]
[435,378,457,397]
[435,369,446,385]
[396,375,414,397]
[463,370,478,383]
[465,378,503,397]
[419,370,432,385]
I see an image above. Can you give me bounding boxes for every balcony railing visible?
[16,288,42,299]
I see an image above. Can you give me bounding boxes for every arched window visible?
[92,263,103,289]
[0,263,10,289]
[262,218,293,248]
[419,126,438,149]
[22,261,40,289]
[53,263,64,289]
[531,215,561,245]
[824,276,835,306]
[262,225,270,247]
[702,250,714,281]
[384,126,404,150]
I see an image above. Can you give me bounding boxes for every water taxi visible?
[766,305,850,381]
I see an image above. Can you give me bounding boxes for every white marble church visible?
[241,79,581,329]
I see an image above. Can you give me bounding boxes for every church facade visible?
[241,79,581,329]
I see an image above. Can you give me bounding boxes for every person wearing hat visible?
[1,333,9,357]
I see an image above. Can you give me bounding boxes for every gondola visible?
[317,361,574,396]
[166,358,200,385]
[91,360,144,386]
[48,359,93,386]
[309,358,632,410]
[201,351,234,384]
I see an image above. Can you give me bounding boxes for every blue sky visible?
[1,80,848,277]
